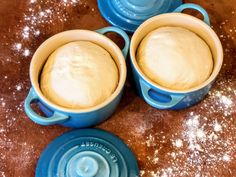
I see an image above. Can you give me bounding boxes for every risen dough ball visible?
[137,27,213,90]
[40,41,118,109]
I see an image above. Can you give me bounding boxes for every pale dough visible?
[40,41,118,109]
[136,27,213,90]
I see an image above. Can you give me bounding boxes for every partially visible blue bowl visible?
[24,27,130,128]
[98,0,182,32]
[130,4,223,110]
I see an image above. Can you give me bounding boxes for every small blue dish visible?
[24,27,130,128]
[130,4,223,110]
[97,0,182,32]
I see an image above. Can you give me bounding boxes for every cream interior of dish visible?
[136,26,213,90]
[40,41,118,109]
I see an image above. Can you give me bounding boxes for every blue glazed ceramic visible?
[36,129,139,177]
[97,0,182,32]
[24,27,130,128]
[130,4,223,110]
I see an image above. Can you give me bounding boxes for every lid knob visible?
[76,156,99,177]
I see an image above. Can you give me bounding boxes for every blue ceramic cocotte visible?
[130,4,223,110]
[24,27,130,128]
[98,0,183,32]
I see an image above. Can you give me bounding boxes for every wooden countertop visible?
[0,0,235,176]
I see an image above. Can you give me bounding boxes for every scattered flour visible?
[11,0,90,58]
[143,78,236,176]
[222,154,231,162]
[213,121,222,132]
[16,84,23,91]
[146,134,155,147]
[1,102,6,107]
[30,0,37,3]
[13,43,22,51]
[23,49,30,57]
[173,139,183,148]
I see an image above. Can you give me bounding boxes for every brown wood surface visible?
[0,0,236,176]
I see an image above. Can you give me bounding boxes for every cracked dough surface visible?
[137,27,213,90]
[40,41,118,109]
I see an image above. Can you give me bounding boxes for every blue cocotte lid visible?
[98,0,182,32]
[36,129,139,177]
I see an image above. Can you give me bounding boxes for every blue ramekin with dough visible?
[130,4,223,110]
[24,27,129,128]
